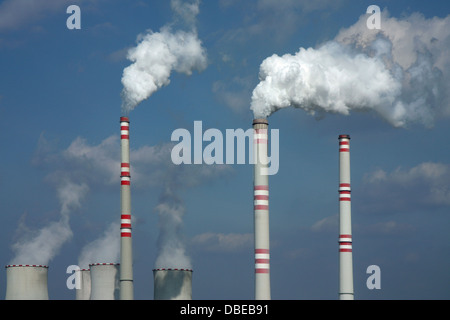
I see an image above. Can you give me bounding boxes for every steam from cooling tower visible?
[9,181,88,265]
[153,160,230,271]
[78,221,120,269]
[121,0,207,114]
[154,186,191,270]
[251,10,450,127]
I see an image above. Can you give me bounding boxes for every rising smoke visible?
[251,10,450,128]
[153,160,231,270]
[10,181,88,265]
[154,186,191,269]
[121,0,217,270]
[78,221,120,269]
[120,0,207,114]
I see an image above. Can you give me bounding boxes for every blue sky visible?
[0,0,449,300]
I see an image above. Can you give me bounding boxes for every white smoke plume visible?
[10,180,88,265]
[153,163,232,269]
[78,221,120,269]
[154,186,191,269]
[251,10,450,128]
[121,0,207,114]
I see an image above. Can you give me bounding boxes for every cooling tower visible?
[153,268,193,300]
[75,268,91,300]
[5,265,49,300]
[338,134,354,300]
[252,118,271,300]
[89,263,120,300]
[120,116,134,300]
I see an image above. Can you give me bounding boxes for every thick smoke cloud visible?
[121,0,207,114]
[251,10,450,128]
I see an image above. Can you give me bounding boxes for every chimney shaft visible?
[5,265,49,300]
[338,134,354,300]
[153,268,193,300]
[253,118,271,300]
[120,116,134,300]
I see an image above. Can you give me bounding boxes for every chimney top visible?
[253,118,269,126]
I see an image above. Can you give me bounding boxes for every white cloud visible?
[0,0,91,32]
[212,76,253,114]
[311,214,338,232]
[336,10,450,71]
[366,221,415,235]
[360,162,450,214]
[191,232,253,252]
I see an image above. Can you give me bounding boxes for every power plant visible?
[2,118,357,300]
[252,118,271,300]
[2,117,357,301]
[338,134,354,300]
[153,268,193,300]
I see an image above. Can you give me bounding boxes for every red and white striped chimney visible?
[338,134,354,300]
[253,118,271,300]
[120,116,133,300]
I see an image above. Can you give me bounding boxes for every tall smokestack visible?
[89,263,120,300]
[338,134,354,300]
[75,268,91,300]
[153,268,192,300]
[252,118,271,300]
[5,265,49,300]
[120,116,134,300]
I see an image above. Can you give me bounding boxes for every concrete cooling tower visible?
[5,265,49,300]
[75,268,91,300]
[153,268,193,300]
[89,263,120,300]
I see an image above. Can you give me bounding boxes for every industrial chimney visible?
[252,118,271,300]
[75,268,91,300]
[89,263,120,300]
[120,116,134,300]
[338,134,354,300]
[5,265,49,300]
[153,268,193,300]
